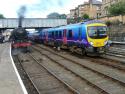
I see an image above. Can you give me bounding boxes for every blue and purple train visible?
[38,20,109,55]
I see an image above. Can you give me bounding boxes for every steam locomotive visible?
[11,18,31,52]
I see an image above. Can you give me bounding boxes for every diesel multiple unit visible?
[39,20,109,55]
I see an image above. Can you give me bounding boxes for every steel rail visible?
[34,45,125,92]
[13,55,40,94]
[33,46,111,94]
[28,53,80,94]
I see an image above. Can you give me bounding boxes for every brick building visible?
[69,0,102,19]
[101,0,122,17]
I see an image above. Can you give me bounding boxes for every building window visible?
[97,6,101,10]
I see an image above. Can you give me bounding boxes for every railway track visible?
[31,48,107,94]
[12,55,39,94]
[16,53,76,94]
[104,46,125,62]
[36,44,125,71]
[32,44,125,94]
[106,47,125,57]
[37,44,125,71]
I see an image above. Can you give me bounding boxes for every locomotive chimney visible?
[17,6,26,28]
[18,16,23,27]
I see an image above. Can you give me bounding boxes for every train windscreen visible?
[87,26,107,39]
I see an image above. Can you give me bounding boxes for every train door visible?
[45,31,48,42]
[63,29,67,44]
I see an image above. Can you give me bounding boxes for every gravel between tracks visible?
[31,49,106,94]
[33,44,125,94]
[18,53,74,94]
[12,54,39,94]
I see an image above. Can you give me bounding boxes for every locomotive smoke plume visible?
[17,6,27,27]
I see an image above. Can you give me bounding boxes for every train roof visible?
[42,20,105,31]
[60,20,105,27]
[58,20,105,28]
[81,20,104,24]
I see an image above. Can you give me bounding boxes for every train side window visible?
[79,28,82,39]
[52,31,54,38]
[51,32,52,37]
[44,32,45,37]
[59,31,62,37]
[55,31,58,37]
[49,32,51,37]
[68,30,73,38]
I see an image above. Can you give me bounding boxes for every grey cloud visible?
[23,0,69,17]
[28,0,67,11]
[17,6,27,18]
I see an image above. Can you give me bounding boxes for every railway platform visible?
[0,43,27,94]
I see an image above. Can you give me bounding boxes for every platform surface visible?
[0,43,26,94]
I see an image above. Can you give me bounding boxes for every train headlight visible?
[104,40,108,45]
[107,40,112,44]
[90,42,94,46]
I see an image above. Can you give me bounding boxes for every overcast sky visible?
[0,0,102,18]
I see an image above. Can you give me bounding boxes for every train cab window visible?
[88,26,107,39]
[68,30,73,38]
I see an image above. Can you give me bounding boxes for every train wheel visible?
[26,46,31,53]
[22,47,27,53]
[81,48,86,56]
[25,46,31,52]
[69,46,74,53]
[22,47,31,53]
[0,39,3,43]
[57,46,61,51]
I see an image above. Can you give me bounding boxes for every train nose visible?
[95,42,103,47]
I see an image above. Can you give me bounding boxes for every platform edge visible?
[9,44,28,94]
